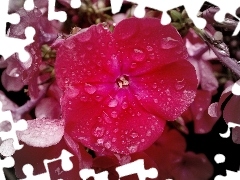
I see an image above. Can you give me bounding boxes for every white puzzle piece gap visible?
[0,156,15,180]
[110,0,240,35]
[0,0,35,62]
[21,149,73,180]
[116,159,158,180]
[0,101,28,151]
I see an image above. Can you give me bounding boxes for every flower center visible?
[116,75,129,88]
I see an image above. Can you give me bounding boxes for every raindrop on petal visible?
[92,126,105,138]
[146,45,153,51]
[130,132,139,138]
[121,102,128,109]
[108,99,118,107]
[131,48,145,62]
[84,83,96,94]
[160,37,178,49]
[111,111,118,118]
[175,78,186,90]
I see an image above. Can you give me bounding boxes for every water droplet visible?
[79,30,91,42]
[104,142,111,149]
[160,37,178,49]
[103,112,112,123]
[154,99,158,103]
[141,139,145,142]
[130,132,139,138]
[146,130,151,136]
[131,62,137,68]
[131,48,145,62]
[80,96,87,102]
[152,83,157,89]
[146,46,153,51]
[92,126,105,138]
[113,128,119,133]
[97,139,104,145]
[108,99,118,107]
[84,83,96,94]
[137,112,141,116]
[95,95,103,102]
[121,102,128,109]
[112,138,116,142]
[149,53,155,60]
[175,79,185,90]
[127,145,138,153]
[165,89,171,96]
[111,111,118,118]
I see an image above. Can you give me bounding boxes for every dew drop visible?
[111,111,118,118]
[97,139,104,145]
[127,145,138,153]
[103,112,112,123]
[160,37,178,49]
[146,130,151,136]
[141,139,145,142]
[104,142,111,149]
[165,89,171,96]
[108,99,118,107]
[146,45,153,51]
[152,83,157,89]
[130,132,139,138]
[113,128,119,133]
[153,99,158,103]
[80,96,87,102]
[92,126,105,138]
[175,79,186,90]
[9,68,20,77]
[112,138,117,142]
[95,95,103,102]
[137,112,141,116]
[131,48,145,62]
[84,83,96,94]
[131,62,137,68]
[121,102,128,109]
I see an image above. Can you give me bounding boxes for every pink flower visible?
[55,17,198,154]
[145,127,213,180]
[2,7,59,98]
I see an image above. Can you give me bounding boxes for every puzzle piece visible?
[0,0,35,62]
[0,156,15,180]
[21,149,73,180]
[219,122,240,138]
[214,154,240,180]
[79,169,109,180]
[48,0,81,22]
[110,0,240,35]
[115,159,158,180]
[0,101,28,150]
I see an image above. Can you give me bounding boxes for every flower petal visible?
[62,88,165,155]
[55,25,119,90]
[113,18,188,76]
[130,60,197,120]
[17,118,64,147]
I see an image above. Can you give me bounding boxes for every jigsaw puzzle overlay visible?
[0,0,240,179]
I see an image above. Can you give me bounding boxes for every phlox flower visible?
[55,17,198,155]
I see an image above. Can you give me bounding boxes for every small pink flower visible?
[55,18,198,154]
